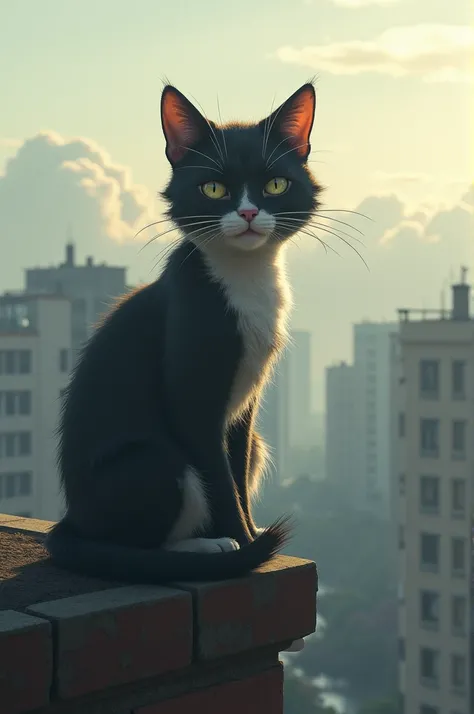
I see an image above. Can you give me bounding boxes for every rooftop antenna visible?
[460,265,468,284]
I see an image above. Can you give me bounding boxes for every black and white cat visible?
[46,81,322,584]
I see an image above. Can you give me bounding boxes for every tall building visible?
[396,271,473,714]
[288,330,312,449]
[0,293,71,521]
[325,361,359,505]
[325,322,398,516]
[25,243,127,360]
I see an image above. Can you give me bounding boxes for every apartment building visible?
[0,293,71,521]
[325,321,398,516]
[396,273,473,714]
[25,243,127,362]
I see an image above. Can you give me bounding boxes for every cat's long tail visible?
[44,516,292,583]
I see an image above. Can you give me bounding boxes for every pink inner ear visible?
[162,93,200,163]
[279,88,315,157]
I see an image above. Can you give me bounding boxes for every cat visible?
[45,81,322,584]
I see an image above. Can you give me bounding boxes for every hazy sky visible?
[1,0,473,407]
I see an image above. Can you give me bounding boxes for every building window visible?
[420,475,440,514]
[420,419,439,458]
[451,538,466,577]
[0,432,32,458]
[0,391,32,417]
[420,359,440,399]
[0,350,32,375]
[452,360,466,399]
[451,654,466,691]
[399,473,406,496]
[420,707,438,714]
[451,479,465,518]
[18,391,31,415]
[0,471,32,499]
[420,591,439,630]
[420,647,439,686]
[398,637,405,661]
[398,525,405,549]
[451,420,466,460]
[420,533,439,572]
[398,412,405,438]
[59,348,69,373]
[451,596,466,636]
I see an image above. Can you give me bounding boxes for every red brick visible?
[27,585,193,699]
[180,555,317,660]
[136,664,284,714]
[0,610,52,714]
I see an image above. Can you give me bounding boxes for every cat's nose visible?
[238,208,259,223]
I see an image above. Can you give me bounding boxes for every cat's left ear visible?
[161,85,212,166]
[260,83,316,161]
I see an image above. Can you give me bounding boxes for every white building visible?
[396,273,473,714]
[325,361,359,506]
[0,293,71,521]
[325,322,398,516]
[25,243,127,361]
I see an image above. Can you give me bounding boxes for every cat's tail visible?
[44,516,292,584]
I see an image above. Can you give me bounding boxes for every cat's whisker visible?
[266,143,310,171]
[276,221,336,257]
[263,97,286,161]
[178,228,222,269]
[188,92,226,165]
[175,165,223,173]
[275,214,365,246]
[277,216,368,266]
[179,146,223,171]
[261,94,276,159]
[216,95,228,159]
[274,210,365,238]
[317,208,373,221]
[150,237,183,273]
[265,135,290,168]
[140,219,218,253]
[134,214,219,239]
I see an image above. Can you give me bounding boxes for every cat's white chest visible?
[203,250,292,421]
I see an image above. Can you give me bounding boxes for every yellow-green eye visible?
[264,177,290,196]
[200,181,228,199]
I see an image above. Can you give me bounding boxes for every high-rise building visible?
[0,293,71,521]
[396,271,473,714]
[325,322,398,516]
[288,330,312,448]
[325,361,359,506]
[25,243,127,361]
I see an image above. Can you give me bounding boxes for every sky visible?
[0,0,473,408]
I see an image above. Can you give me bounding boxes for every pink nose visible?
[238,208,259,222]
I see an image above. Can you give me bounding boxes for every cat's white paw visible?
[165,537,240,553]
[282,638,305,653]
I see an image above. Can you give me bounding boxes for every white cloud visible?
[274,24,474,82]
[0,131,153,290]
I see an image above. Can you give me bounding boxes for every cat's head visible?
[160,82,322,254]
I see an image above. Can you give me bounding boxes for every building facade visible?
[0,294,71,521]
[25,243,127,361]
[396,277,473,714]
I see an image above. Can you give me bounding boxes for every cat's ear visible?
[260,83,316,161]
[161,86,211,165]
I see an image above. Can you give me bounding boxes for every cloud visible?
[274,25,474,82]
[0,131,154,289]
[0,137,22,149]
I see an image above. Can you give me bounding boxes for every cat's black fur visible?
[45,82,322,583]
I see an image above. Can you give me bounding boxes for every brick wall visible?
[0,514,318,714]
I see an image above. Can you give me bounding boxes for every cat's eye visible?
[200,181,228,199]
[264,177,290,196]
